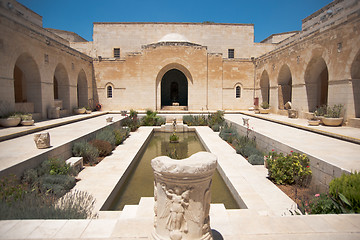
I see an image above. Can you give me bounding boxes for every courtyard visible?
[0,111,359,239]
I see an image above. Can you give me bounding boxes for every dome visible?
[158,33,189,42]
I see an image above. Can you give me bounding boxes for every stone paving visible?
[0,113,360,239]
[225,113,360,173]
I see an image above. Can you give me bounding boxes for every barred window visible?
[107,86,113,98]
[113,48,120,58]
[228,49,234,58]
[236,86,241,98]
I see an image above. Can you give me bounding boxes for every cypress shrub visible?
[90,139,113,157]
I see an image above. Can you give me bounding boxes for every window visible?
[228,49,234,59]
[236,86,241,98]
[113,48,120,58]
[107,86,113,98]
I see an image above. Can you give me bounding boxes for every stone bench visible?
[65,157,83,172]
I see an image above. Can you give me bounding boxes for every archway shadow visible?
[211,229,224,240]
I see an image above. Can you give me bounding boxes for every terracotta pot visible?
[260,108,270,114]
[0,117,21,127]
[74,108,86,114]
[21,120,35,126]
[322,117,343,126]
[308,120,320,126]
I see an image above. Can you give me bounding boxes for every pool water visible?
[108,131,239,210]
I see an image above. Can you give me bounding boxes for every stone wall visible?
[255,1,360,121]
[91,22,273,59]
[0,4,94,119]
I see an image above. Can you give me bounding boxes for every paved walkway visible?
[0,112,107,142]
[238,111,360,143]
[0,113,124,177]
[225,113,360,173]
[0,113,360,239]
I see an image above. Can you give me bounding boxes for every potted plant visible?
[259,102,270,114]
[85,107,92,114]
[74,107,86,114]
[0,112,21,127]
[314,105,327,124]
[322,104,344,126]
[169,132,179,143]
[308,116,320,126]
[20,113,34,126]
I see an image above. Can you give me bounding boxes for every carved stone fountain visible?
[151,152,217,240]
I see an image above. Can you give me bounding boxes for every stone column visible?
[151,152,217,240]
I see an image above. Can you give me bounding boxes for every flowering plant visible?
[265,151,312,186]
[95,103,102,111]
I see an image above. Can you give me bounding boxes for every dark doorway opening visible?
[161,69,188,107]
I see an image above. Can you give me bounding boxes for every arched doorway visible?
[77,70,88,108]
[53,63,70,110]
[278,65,292,109]
[351,50,360,118]
[161,69,188,107]
[305,57,329,112]
[13,53,42,114]
[260,70,270,104]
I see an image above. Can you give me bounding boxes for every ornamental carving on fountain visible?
[151,152,217,240]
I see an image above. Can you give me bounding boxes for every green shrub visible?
[0,175,27,204]
[96,127,116,148]
[0,190,97,219]
[219,123,238,143]
[141,109,161,126]
[72,141,99,165]
[211,124,220,132]
[22,168,39,186]
[329,172,360,213]
[90,139,113,157]
[266,151,312,186]
[122,109,140,131]
[39,174,76,197]
[243,145,262,158]
[37,158,73,176]
[157,116,166,126]
[325,104,344,118]
[208,111,224,127]
[248,154,264,165]
[114,127,130,145]
[169,132,179,142]
[303,193,341,214]
[183,114,208,126]
[260,102,270,109]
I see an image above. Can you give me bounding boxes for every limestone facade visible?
[0,0,94,120]
[0,0,359,123]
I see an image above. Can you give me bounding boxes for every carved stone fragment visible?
[151,151,217,240]
[34,132,51,149]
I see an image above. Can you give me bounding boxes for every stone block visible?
[34,132,51,149]
[47,107,60,119]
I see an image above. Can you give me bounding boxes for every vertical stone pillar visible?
[151,152,217,240]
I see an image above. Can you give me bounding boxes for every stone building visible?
[0,0,359,125]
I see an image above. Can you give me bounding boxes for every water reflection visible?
[108,131,239,210]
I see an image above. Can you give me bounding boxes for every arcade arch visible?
[260,70,270,104]
[53,63,70,111]
[13,53,42,113]
[351,50,360,117]
[77,70,88,108]
[304,57,329,112]
[277,65,292,109]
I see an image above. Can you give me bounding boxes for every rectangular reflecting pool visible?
[106,131,240,210]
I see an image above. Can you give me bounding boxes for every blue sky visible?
[18,0,333,42]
